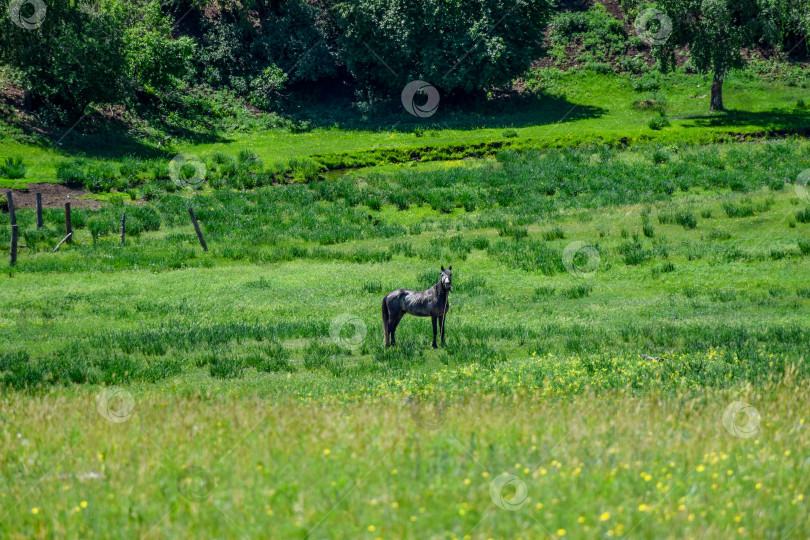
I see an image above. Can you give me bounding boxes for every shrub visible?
[676,212,697,229]
[288,158,321,183]
[0,157,26,179]
[533,286,556,300]
[498,226,528,240]
[84,162,118,192]
[651,147,670,163]
[564,283,592,299]
[651,262,675,278]
[619,241,652,265]
[209,356,245,379]
[632,72,663,92]
[56,161,88,188]
[796,207,810,224]
[0,0,130,120]
[648,114,671,131]
[548,4,627,65]
[335,0,554,95]
[88,214,117,240]
[723,202,755,218]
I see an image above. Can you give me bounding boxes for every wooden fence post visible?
[7,191,17,266]
[36,193,43,229]
[64,202,72,243]
[188,207,208,251]
[120,213,126,244]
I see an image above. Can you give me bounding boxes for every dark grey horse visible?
[382,266,452,348]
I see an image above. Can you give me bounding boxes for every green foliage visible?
[334,0,554,95]
[623,0,810,109]
[0,0,198,120]
[125,0,195,90]
[249,65,288,110]
[0,157,25,179]
[548,4,628,67]
[0,0,128,119]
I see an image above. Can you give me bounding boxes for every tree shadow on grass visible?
[53,107,231,161]
[10,88,605,163]
[282,90,607,132]
[679,107,810,134]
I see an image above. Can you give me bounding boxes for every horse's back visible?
[384,288,418,314]
[384,288,412,300]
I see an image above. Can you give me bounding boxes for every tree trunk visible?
[710,72,724,112]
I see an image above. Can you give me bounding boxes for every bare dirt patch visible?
[3,183,101,209]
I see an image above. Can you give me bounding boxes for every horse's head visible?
[440,265,452,292]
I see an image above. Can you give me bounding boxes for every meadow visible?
[1,136,809,536]
[2,68,809,187]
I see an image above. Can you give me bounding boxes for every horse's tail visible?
[381,295,390,346]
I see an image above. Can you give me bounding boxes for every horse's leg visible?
[389,311,404,346]
[431,316,438,349]
[382,298,390,347]
[440,314,446,346]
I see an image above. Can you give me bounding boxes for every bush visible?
[676,212,697,229]
[85,162,118,192]
[288,158,321,183]
[125,0,195,90]
[88,214,117,241]
[648,114,671,131]
[564,284,592,299]
[57,160,87,188]
[249,65,288,110]
[0,0,129,120]
[632,72,663,92]
[548,4,627,65]
[334,0,554,95]
[0,157,26,179]
[651,147,670,163]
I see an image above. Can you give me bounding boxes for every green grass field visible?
[2,69,809,187]
[1,135,810,536]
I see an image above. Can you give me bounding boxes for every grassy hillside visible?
[1,69,809,190]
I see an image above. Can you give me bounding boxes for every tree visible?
[331,0,555,97]
[0,0,196,121]
[0,0,129,119]
[625,0,810,111]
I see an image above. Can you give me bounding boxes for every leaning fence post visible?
[120,213,126,244]
[188,207,208,251]
[64,202,72,243]
[36,193,43,229]
[7,191,17,266]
